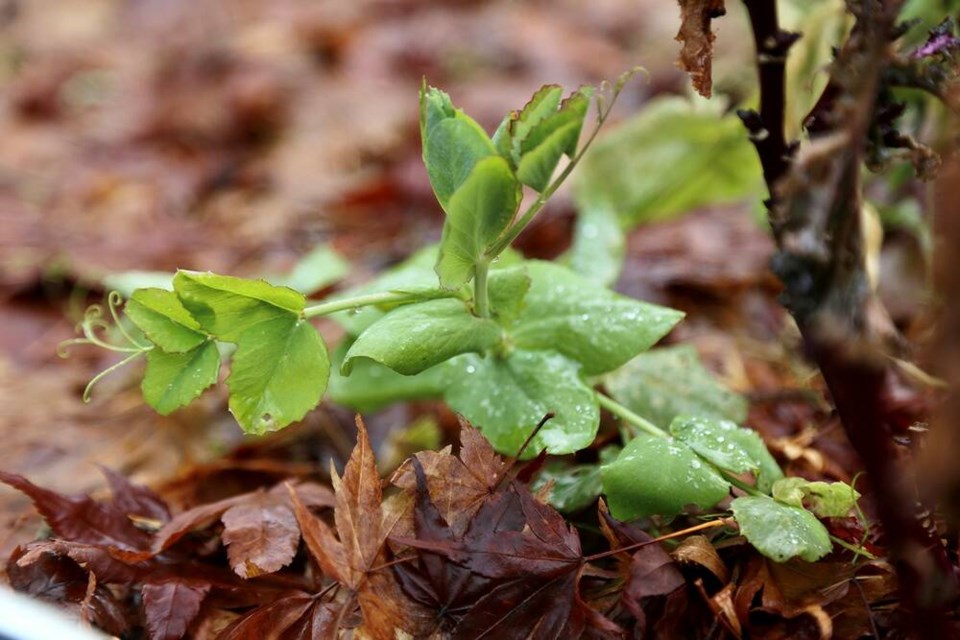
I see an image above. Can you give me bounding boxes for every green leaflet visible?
[670,416,783,493]
[227,317,329,435]
[327,341,450,413]
[487,266,531,326]
[493,86,592,192]
[444,350,599,457]
[601,435,731,520]
[342,298,502,376]
[534,447,619,514]
[566,204,625,286]
[125,288,207,353]
[492,85,563,164]
[420,85,498,208]
[603,345,748,430]
[731,496,832,562]
[574,96,762,229]
[771,477,862,518]
[142,341,220,415]
[492,261,683,376]
[173,271,305,342]
[435,155,521,289]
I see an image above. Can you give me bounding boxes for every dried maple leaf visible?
[391,421,505,538]
[394,457,611,639]
[675,0,726,97]
[288,417,432,639]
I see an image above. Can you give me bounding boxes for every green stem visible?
[303,291,445,319]
[474,259,490,317]
[596,392,667,438]
[721,470,765,497]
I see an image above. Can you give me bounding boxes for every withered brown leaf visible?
[221,490,300,579]
[675,0,726,97]
[288,417,432,639]
[141,577,211,640]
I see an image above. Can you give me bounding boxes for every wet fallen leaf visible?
[141,577,211,640]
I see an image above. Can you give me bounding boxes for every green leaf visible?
[537,464,603,514]
[125,288,207,353]
[731,495,832,562]
[227,317,329,434]
[420,85,498,208]
[771,478,861,518]
[534,448,618,513]
[603,345,748,430]
[173,271,304,342]
[342,298,502,376]
[142,341,220,415]
[487,266,530,326]
[494,261,683,376]
[670,416,783,493]
[516,89,591,192]
[267,244,349,295]
[444,350,599,457]
[602,436,731,520]
[435,155,521,289]
[327,341,450,412]
[492,85,563,167]
[574,96,761,229]
[566,204,626,286]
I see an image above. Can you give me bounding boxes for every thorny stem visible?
[738,0,958,632]
[737,0,799,203]
[303,290,450,319]
[595,392,666,438]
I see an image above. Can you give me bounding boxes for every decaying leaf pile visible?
[2,418,898,639]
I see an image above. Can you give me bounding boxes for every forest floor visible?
[0,0,942,638]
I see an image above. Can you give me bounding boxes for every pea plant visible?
[67,73,862,564]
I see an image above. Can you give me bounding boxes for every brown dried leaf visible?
[287,484,349,583]
[6,546,133,637]
[673,534,729,584]
[395,459,604,638]
[675,0,726,97]
[218,593,340,640]
[152,493,250,554]
[391,422,504,537]
[141,577,211,640]
[221,490,300,579]
[0,470,152,550]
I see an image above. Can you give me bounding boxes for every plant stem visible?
[303,291,445,319]
[721,470,764,497]
[595,392,666,438]
[474,259,490,317]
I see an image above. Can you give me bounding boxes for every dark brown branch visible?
[738,0,959,635]
[736,0,799,205]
